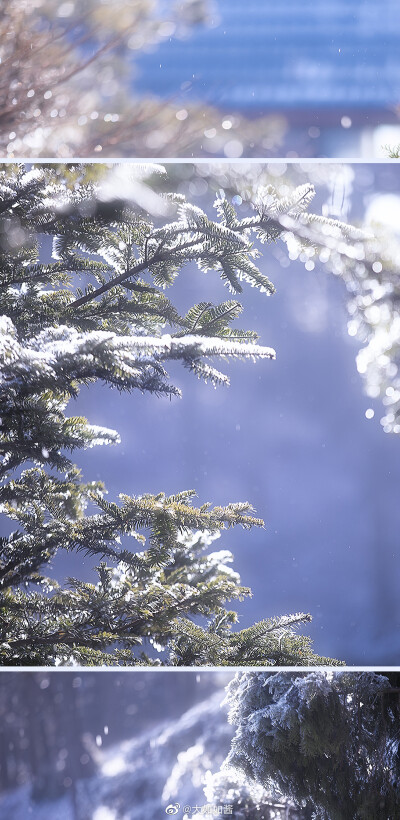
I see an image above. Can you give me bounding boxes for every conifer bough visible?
[211,670,400,819]
[0,164,344,666]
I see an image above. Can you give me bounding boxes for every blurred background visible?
[42,160,400,666]
[2,0,400,158]
[0,670,233,820]
[136,0,400,158]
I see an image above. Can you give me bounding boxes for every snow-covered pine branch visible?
[0,164,345,667]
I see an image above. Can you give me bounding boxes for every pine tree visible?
[0,163,349,666]
[214,670,400,820]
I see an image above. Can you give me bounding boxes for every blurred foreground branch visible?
[0,0,285,158]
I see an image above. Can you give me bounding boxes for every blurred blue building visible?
[136,0,400,156]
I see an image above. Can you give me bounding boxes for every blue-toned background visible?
[52,162,400,665]
[136,0,400,156]
[141,1,400,108]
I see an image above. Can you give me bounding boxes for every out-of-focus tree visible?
[0,670,225,805]
[210,670,400,820]
[0,163,354,667]
[0,0,284,158]
[191,162,400,437]
[0,672,98,807]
